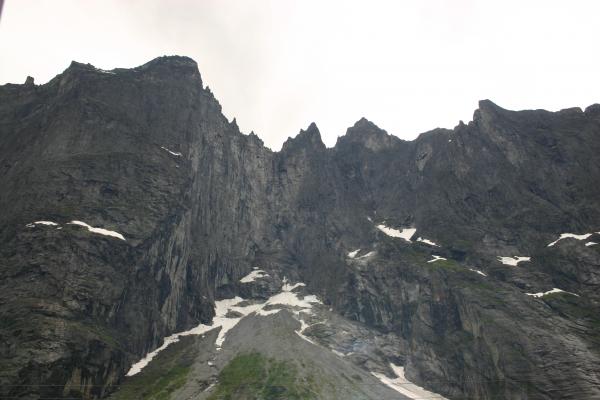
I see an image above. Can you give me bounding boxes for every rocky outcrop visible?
[1,57,599,399]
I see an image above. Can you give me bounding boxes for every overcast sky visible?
[1,1,599,150]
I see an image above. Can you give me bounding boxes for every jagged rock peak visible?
[337,117,398,151]
[475,99,503,115]
[478,98,502,110]
[352,116,379,130]
[133,55,202,83]
[303,121,320,135]
[281,122,325,152]
[66,61,96,71]
[24,76,34,86]
[137,55,198,70]
[472,99,511,125]
[585,103,600,117]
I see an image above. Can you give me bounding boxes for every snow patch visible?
[371,363,447,399]
[348,249,360,258]
[416,237,439,247]
[468,268,487,277]
[427,255,447,263]
[497,256,530,266]
[526,288,579,298]
[160,146,183,157]
[240,269,269,283]
[376,224,416,242]
[27,221,59,227]
[68,220,125,241]
[548,233,594,247]
[585,242,597,247]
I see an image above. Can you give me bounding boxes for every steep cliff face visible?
[1,57,599,399]
[0,56,275,399]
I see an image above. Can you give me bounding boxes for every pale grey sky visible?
[1,0,599,150]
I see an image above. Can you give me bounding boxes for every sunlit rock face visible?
[1,56,600,400]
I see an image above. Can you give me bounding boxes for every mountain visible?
[1,56,599,400]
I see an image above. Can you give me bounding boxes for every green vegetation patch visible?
[208,352,317,400]
[116,365,190,400]
[427,258,463,272]
[69,320,124,349]
[400,246,463,272]
[544,294,600,341]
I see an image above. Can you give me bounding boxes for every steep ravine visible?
[1,56,599,399]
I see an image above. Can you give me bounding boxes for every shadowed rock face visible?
[1,56,599,399]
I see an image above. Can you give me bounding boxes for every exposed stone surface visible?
[1,56,600,399]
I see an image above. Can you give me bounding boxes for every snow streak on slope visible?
[67,220,125,241]
[371,363,447,399]
[26,221,59,227]
[160,146,183,156]
[525,288,579,298]
[416,237,439,246]
[125,298,243,376]
[547,232,595,247]
[468,268,487,276]
[427,255,447,263]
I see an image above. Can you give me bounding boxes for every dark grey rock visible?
[1,56,600,399]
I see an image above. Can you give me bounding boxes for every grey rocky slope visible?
[1,56,599,399]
